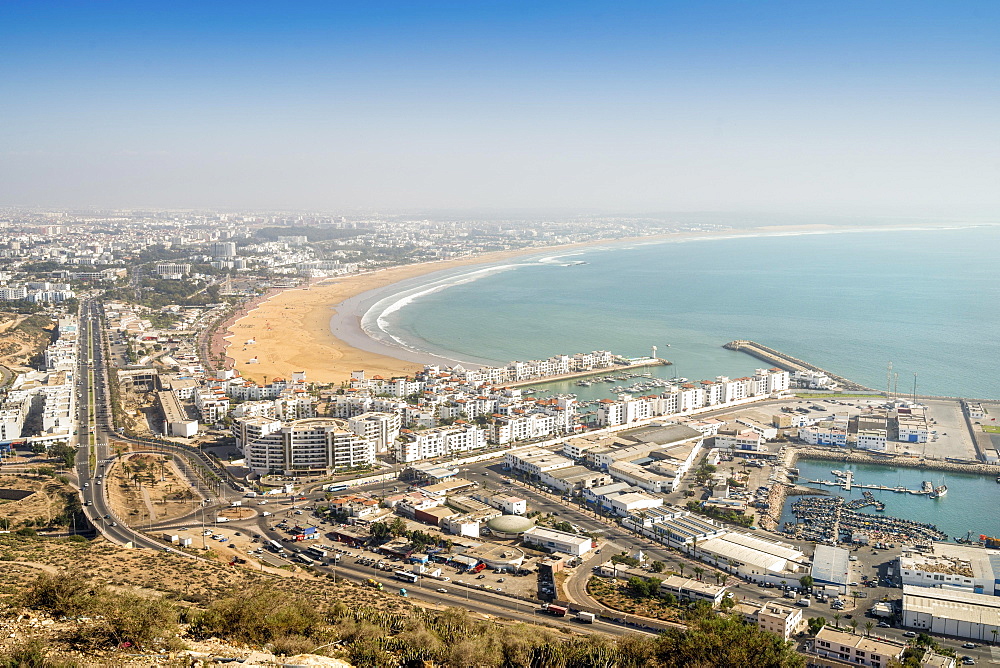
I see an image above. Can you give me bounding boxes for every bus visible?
[394,570,419,583]
[268,540,283,552]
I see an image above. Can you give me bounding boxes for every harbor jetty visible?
[723,340,874,391]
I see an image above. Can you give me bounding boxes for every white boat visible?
[931,484,947,499]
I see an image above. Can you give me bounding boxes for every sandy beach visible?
[222,225,845,385]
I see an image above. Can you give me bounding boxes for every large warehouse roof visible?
[812,544,851,586]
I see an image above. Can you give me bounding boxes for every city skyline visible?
[2,1,999,216]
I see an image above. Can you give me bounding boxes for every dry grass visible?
[0,473,77,529]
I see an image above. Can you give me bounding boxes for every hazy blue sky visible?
[2,1,998,215]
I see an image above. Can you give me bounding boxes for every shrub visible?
[22,571,103,617]
[191,586,323,645]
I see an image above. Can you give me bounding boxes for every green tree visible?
[650,560,665,574]
[799,575,814,590]
[693,567,704,581]
[388,517,407,537]
[654,615,804,667]
[864,621,874,637]
[850,619,859,635]
[807,617,826,635]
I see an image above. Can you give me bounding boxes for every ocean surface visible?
[359,224,1000,400]
[780,458,1000,542]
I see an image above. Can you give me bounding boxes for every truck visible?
[399,588,408,597]
[365,579,383,590]
[470,562,486,574]
[575,611,596,624]
[545,605,568,617]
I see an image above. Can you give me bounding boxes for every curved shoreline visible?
[221,222,973,385]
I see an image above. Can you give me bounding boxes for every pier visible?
[723,340,875,391]
[508,358,670,388]
[807,478,931,496]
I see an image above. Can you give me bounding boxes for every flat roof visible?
[698,532,805,572]
[523,526,591,546]
[660,575,727,597]
[812,543,851,586]
[815,626,903,657]
[903,584,1000,627]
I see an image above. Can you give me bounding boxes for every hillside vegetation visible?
[0,535,804,667]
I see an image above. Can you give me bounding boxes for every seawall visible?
[724,340,875,392]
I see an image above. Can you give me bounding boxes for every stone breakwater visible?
[723,340,875,392]
[789,447,1000,477]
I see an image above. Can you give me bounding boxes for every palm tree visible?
[849,619,858,635]
[677,563,685,577]
[833,613,842,629]
[864,621,873,637]
[992,629,999,645]
[693,566,704,581]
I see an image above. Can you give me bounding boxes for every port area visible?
[507,357,670,389]
[724,339,874,391]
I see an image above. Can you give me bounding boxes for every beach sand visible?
[222,225,841,385]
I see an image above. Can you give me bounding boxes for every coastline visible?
[221,222,955,385]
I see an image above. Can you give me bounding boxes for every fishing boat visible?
[930,484,947,499]
[921,481,933,494]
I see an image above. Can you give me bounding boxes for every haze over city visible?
[3,1,999,216]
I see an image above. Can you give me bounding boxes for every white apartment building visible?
[394,423,487,463]
[348,412,401,454]
[232,416,376,475]
[0,395,29,441]
[194,389,230,424]
[491,412,555,444]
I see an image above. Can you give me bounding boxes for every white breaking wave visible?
[361,262,533,361]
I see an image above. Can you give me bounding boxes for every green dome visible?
[487,515,535,535]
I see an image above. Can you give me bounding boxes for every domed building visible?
[486,514,536,539]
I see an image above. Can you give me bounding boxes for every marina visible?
[780,458,1000,544]
[785,495,947,546]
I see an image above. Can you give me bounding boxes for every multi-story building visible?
[232,416,376,474]
[348,412,401,454]
[194,389,230,424]
[394,423,486,463]
[754,602,804,640]
[811,626,903,668]
[856,429,888,451]
[714,427,764,452]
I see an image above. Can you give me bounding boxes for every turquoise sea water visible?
[365,225,1000,399]
[780,458,1000,542]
